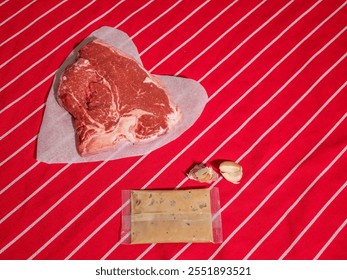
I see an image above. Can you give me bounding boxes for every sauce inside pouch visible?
[121,188,222,244]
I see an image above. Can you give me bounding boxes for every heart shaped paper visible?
[37,26,208,163]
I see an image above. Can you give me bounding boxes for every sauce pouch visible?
[121,188,223,244]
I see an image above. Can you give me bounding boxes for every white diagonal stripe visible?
[1,0,342,260]
[279,181,347,259]
[0,104,45,140]
[100,231,131,260]
[171,76,346,259]
[0,152,116,255]
[209,114,347,260]
[0,0,128,91]
[106,0,345,260]
[0,0,97,70]
[66,0,276,259]
[139,0,210,56]
[135,4,347,259]
[113,0,155,29]
[0,0,10,8]
[0,0,203,256]
[27,0,247,260]
[27,155,147,260]
[169,46,347,259]
[0,135,37,167]
[149,0,241,72]
[0,73,53,114]
[0,0,309,172]
[66,199,131,260]
[199,41,347,168]
[0,161,40,195]
[0,0,67,47]
[0,0,173,114]
[175,0,276,76]
[0,0,179,218]
[75,1,347,260]
[0,164,71,222]
[313,219,347,260]
[208,1,346,101]
[198,0,294,82]
[0,0,36,27]
[244,147,347,259]
[130,0,183,39]
[0,0,173,201]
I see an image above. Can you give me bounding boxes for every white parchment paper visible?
[37,27,208,163]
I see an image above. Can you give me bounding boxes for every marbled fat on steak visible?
[57,40,180,156]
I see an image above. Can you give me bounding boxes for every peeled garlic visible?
[187,163,218,183]
[219,161,243,184]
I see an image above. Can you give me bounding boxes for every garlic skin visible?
[187,163,219,183]
[219,161,243,184]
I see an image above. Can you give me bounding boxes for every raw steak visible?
[57,40,180,156]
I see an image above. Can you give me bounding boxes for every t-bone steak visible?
[57,40,180,156]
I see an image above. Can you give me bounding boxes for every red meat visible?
[57,40,180,156]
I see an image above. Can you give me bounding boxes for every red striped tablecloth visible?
[1,0,346,260]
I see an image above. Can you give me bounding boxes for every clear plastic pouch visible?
[121,188,223,244]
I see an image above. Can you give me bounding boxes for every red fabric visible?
[0,0,346,260]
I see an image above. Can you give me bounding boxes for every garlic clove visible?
[187,163,218,183]
[219,161,243,184]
